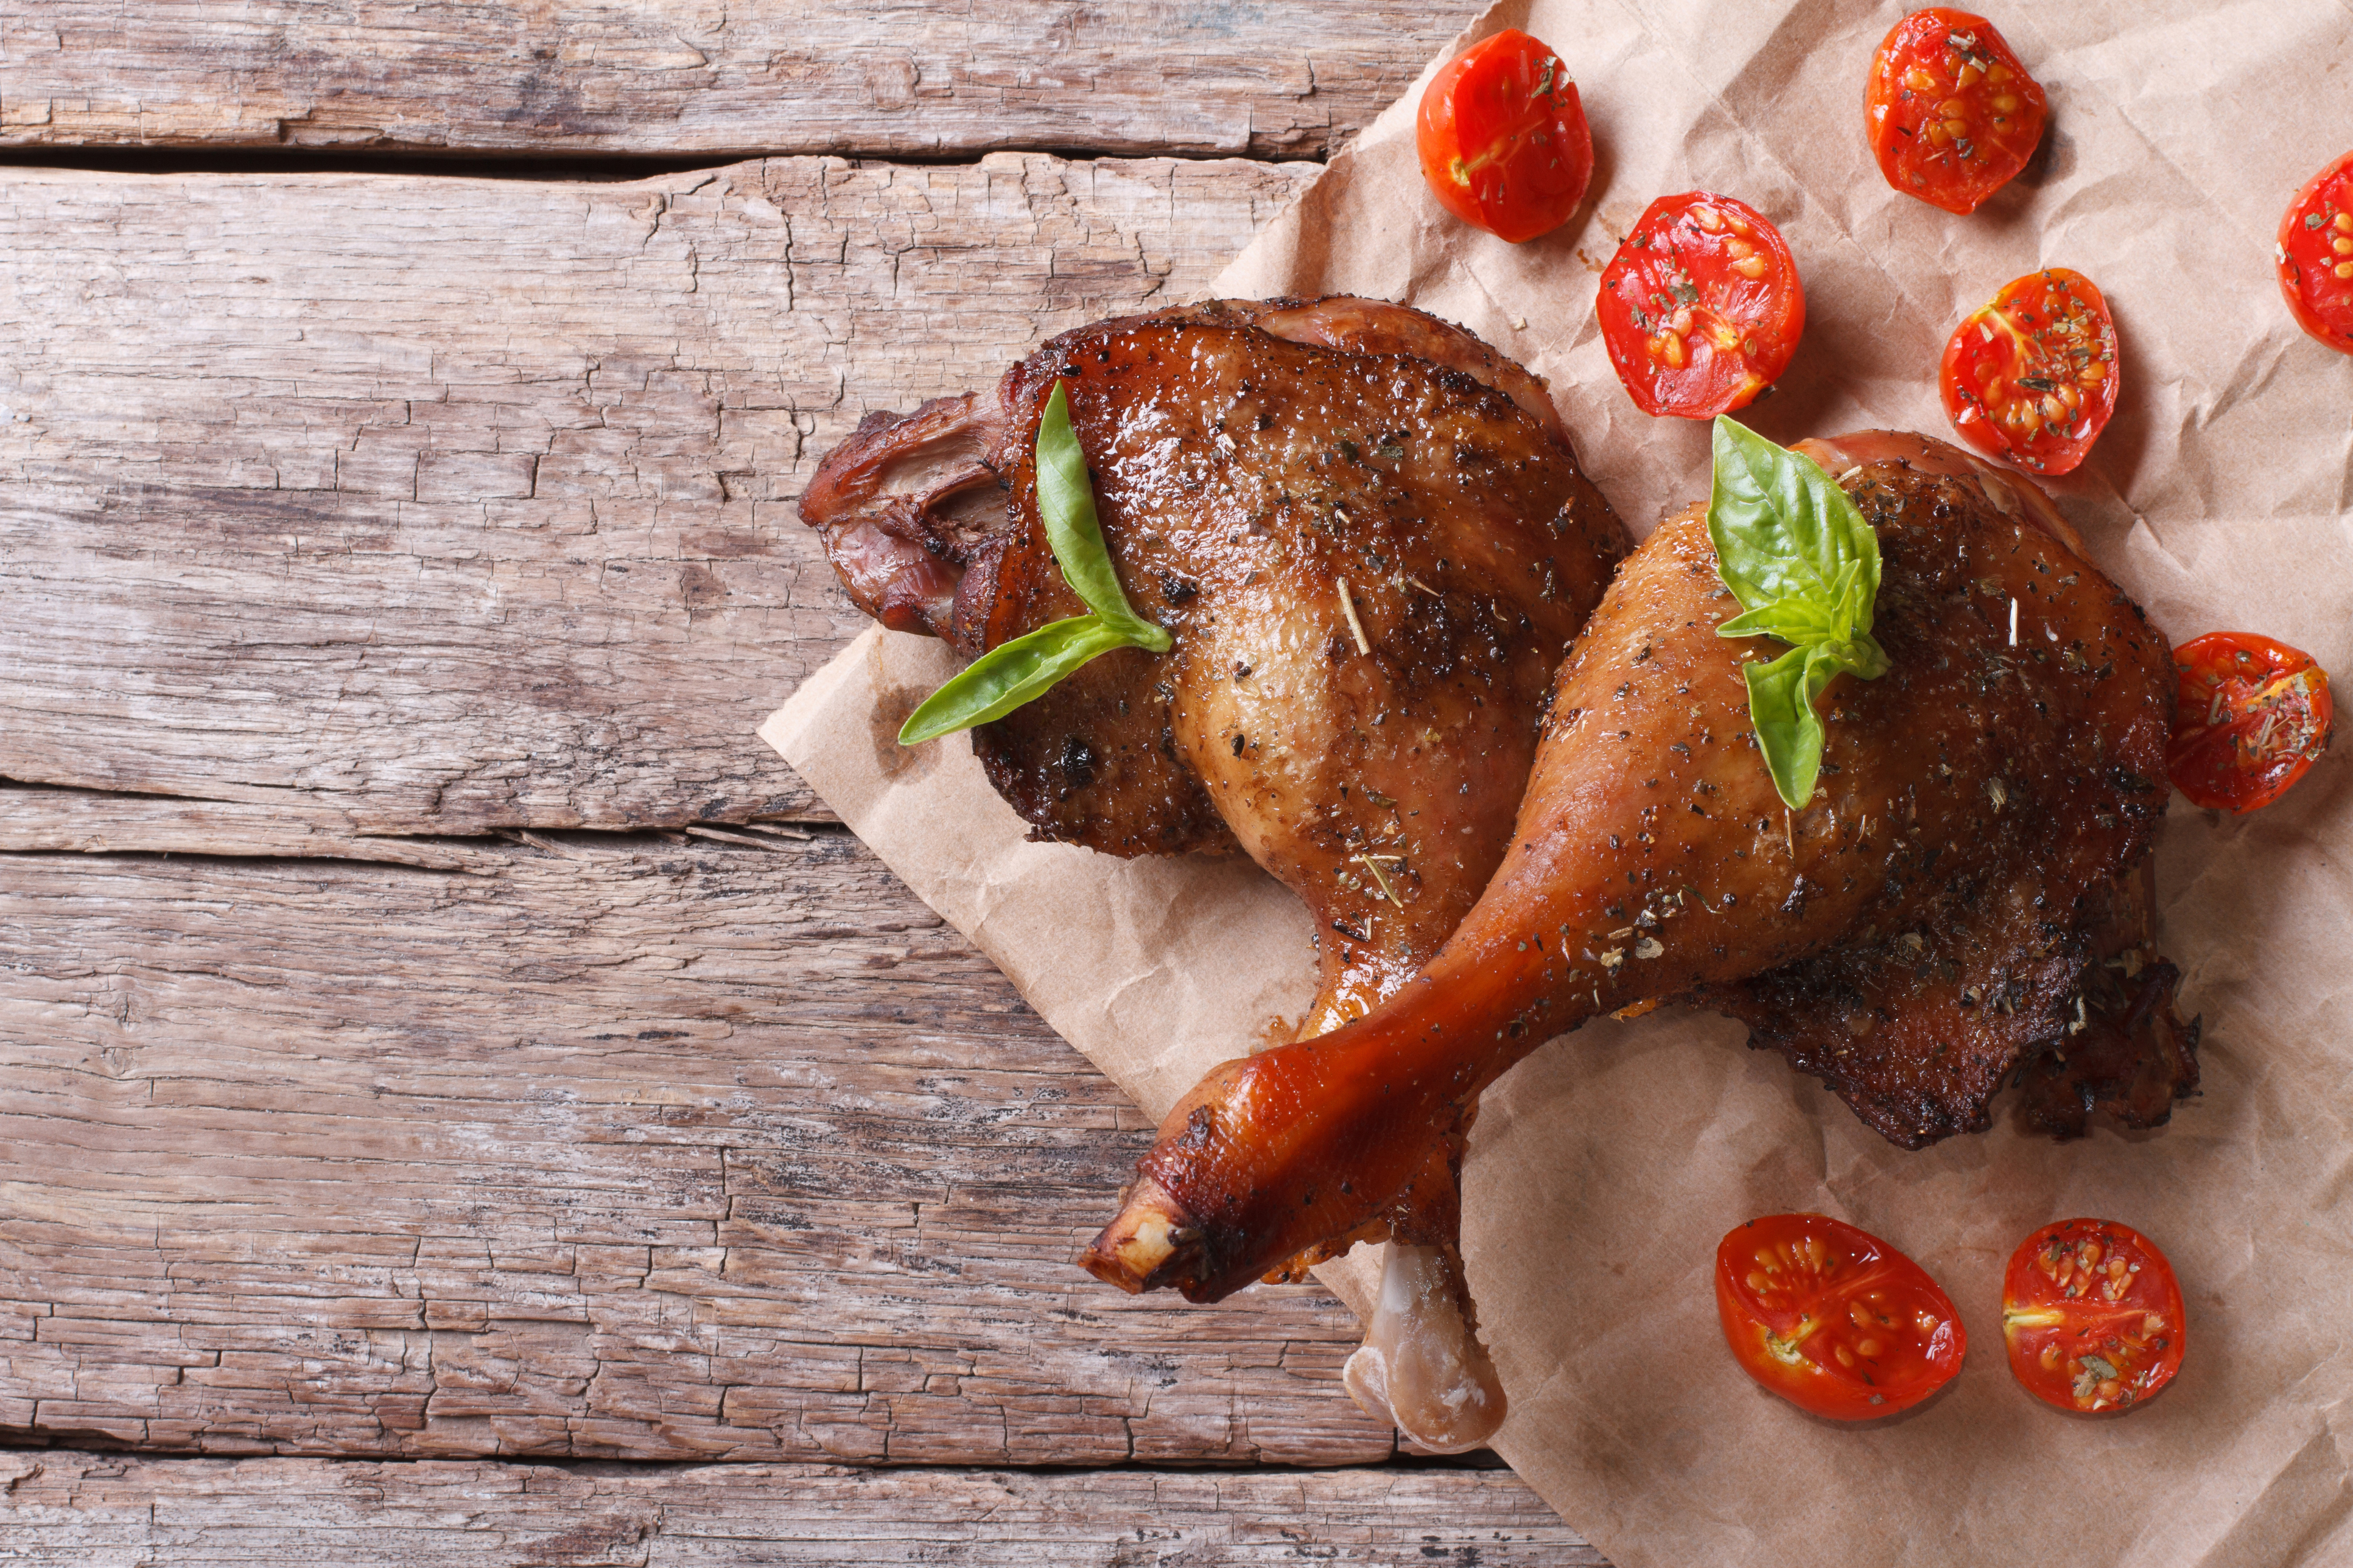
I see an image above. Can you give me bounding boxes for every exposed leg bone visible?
[1342,1242,1507,1454]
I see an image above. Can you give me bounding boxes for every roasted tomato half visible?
[1939,267,2118,475]
[1415,29,1594,243]
[2277,149,2353,354]
[2166,632,2334,812]
[1714,1214,1966,1419]
[1866,9,2047,215]
[2003,1219,2186,1415]
[1597,192,1804,418]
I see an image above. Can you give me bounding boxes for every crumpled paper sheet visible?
[765,2,2353,1563]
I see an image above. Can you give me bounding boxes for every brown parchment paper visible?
[764,2,2353,1562]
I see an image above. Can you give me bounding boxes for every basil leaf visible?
[1717,596,1839,645]
[1035,381,1171,651]
[898,378,1173,745]
[1709,418,1895,810]
[1742,645,1828,810]
[1834,628,1892,682]
[1708,416,1881,636]
[897,614,1135,744]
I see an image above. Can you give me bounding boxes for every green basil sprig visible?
[899,380,1171,745]
[1706,416,1892,811]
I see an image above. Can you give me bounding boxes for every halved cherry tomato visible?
[1597,193,1804,419]
[1714,1214,1965,1419]
[2166,632,2334,812]
[1866,9,2047,215]
[1938,268,2117,475]
[2276,149,2353,354]
[2002,1219,2185,1415]
[1415,29,1594,244]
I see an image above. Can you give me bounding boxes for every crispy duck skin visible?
[800,298,1629,1037]
[1085,432,2198,1304]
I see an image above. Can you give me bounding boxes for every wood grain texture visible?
[0,796,1412,1466]
[0,1449,1602,1565]
[0,2,1457,160]
[0,785,500,871]
[0,154,1317,832]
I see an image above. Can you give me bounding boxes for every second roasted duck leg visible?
[801,299,1632,1448]
[1085,432,2198,1442]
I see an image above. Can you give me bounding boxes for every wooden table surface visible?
[0,5,1614,1562]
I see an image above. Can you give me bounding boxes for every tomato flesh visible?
[2165,631,2334,813]
[1415,29,1593,244]
[1866,9,2047,215]
[1939,267,2117,475]
[1714,1214,1965,1419]
[2003,1219,2185,1415]
[2277,149,2353,354]
[1597,193,1805,419]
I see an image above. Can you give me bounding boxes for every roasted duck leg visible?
[801,300,1630,1447]
[802,298,1626,1037]
[1086,432,2198,1439]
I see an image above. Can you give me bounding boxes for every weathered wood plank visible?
[0,1450,1596,1566]
[0,3,1454,161]
[0,797,1404,1466]
[0,784,499,871]
[0,155,1317,832]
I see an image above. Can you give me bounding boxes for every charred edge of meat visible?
[1710,890,2199,1151]
[2013,956,2200,1138]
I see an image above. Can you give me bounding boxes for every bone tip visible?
[1342,1342,1508,1456]
[1079,1176,1199,1294]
